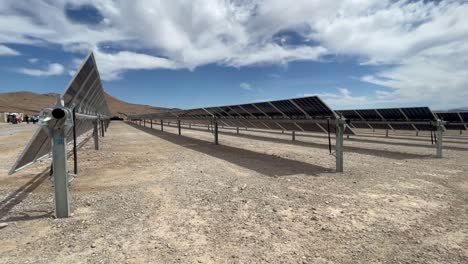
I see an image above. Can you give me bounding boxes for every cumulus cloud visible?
[0,44,19,55]
[240,82,252,91]
[18,63,65,77]
[0,0,467,107]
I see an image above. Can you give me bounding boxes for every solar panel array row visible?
[337,107,437,131]
[434,111,468,130]
[131,96,355,135]
[10,53,111,174]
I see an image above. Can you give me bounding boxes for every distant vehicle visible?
[110,116,124,121]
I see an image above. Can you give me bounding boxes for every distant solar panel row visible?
[434,111,468,130]
[10,53,110,174]
[337,107,437,131]
[130,96,355,135]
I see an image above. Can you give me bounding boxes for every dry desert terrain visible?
[1,121,468,263]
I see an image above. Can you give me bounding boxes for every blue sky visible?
[0,1,467,111]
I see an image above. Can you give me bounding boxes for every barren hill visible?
[0,91,167,117]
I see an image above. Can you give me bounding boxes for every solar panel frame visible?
[9,52,111,175]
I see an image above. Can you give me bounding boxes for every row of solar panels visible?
[434,111,468,130]
[336,107,437,131]
[337,107,468,131]
[129,96,359,134]
[136,96,338,120]
[10,53,111,174]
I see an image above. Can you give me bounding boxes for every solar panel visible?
[338,107,437,132]
[435,112,462,122]
[10,52,110,174]
[377,108,405,120]
[252,102,283,118]
[355,109,381,120]
[270,100,304,118]
[460,112,468,122]
[433,111,468,130]
[400,107,435,120]
[291,97,335,118]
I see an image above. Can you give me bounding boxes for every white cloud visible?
[0,1,467,107]
[240,82,252,91]
[28,58,38,64]
[308,88,369,108]
[0,44,19,55]
[18,63,65,77]
[92,50,179,80]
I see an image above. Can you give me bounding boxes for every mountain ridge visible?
[0,91,168,117]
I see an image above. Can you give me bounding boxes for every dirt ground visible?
[1,121,467,264]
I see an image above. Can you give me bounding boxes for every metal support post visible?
[52,127,70,218]
[236,127,239,134]
[214,119,219,145]
[282,130,284,134]
[178,119,181,135]
[144,119,146,127]
[436,120,444,158]
[72,108,78,175]
[385,128,389,137]
[150,119,152,129]
[416,130,419,136]
[292,131,296,141]
[93,120,99,150]
[460,129,463,136]
[189,124,191,129]
[160,120,164,131]
[40,96,74,218]
[101,120,105,137]
[335,119,345,173]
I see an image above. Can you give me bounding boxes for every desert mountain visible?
[0,91,167,117]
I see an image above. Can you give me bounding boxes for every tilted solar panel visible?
[270,100,304,118]
[400,107,435,121]
[435,112,463,122]
[355,109,381,120]
[10,52,110,174]
[460,112,468,122]
[291,97,335,118]
[336,110,361,120]
[377,108,405,120]
[253,102,283,118]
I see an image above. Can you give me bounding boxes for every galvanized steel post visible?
[178,119,181,135]
[52,126,70,218]
[436,119,444,158]
[214,119,219,145]
[101,119,105,137]
[93,120,99,150]
[335,118,345,173]
[292,131,296,141]
[160,120,164,131]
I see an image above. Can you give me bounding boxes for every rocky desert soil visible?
[1,121,467,263]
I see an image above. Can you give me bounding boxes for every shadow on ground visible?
[145,122,434,160]
[129,123,334,177]
[0,169,52,222]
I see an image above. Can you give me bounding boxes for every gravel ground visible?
[1,121,467,264]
